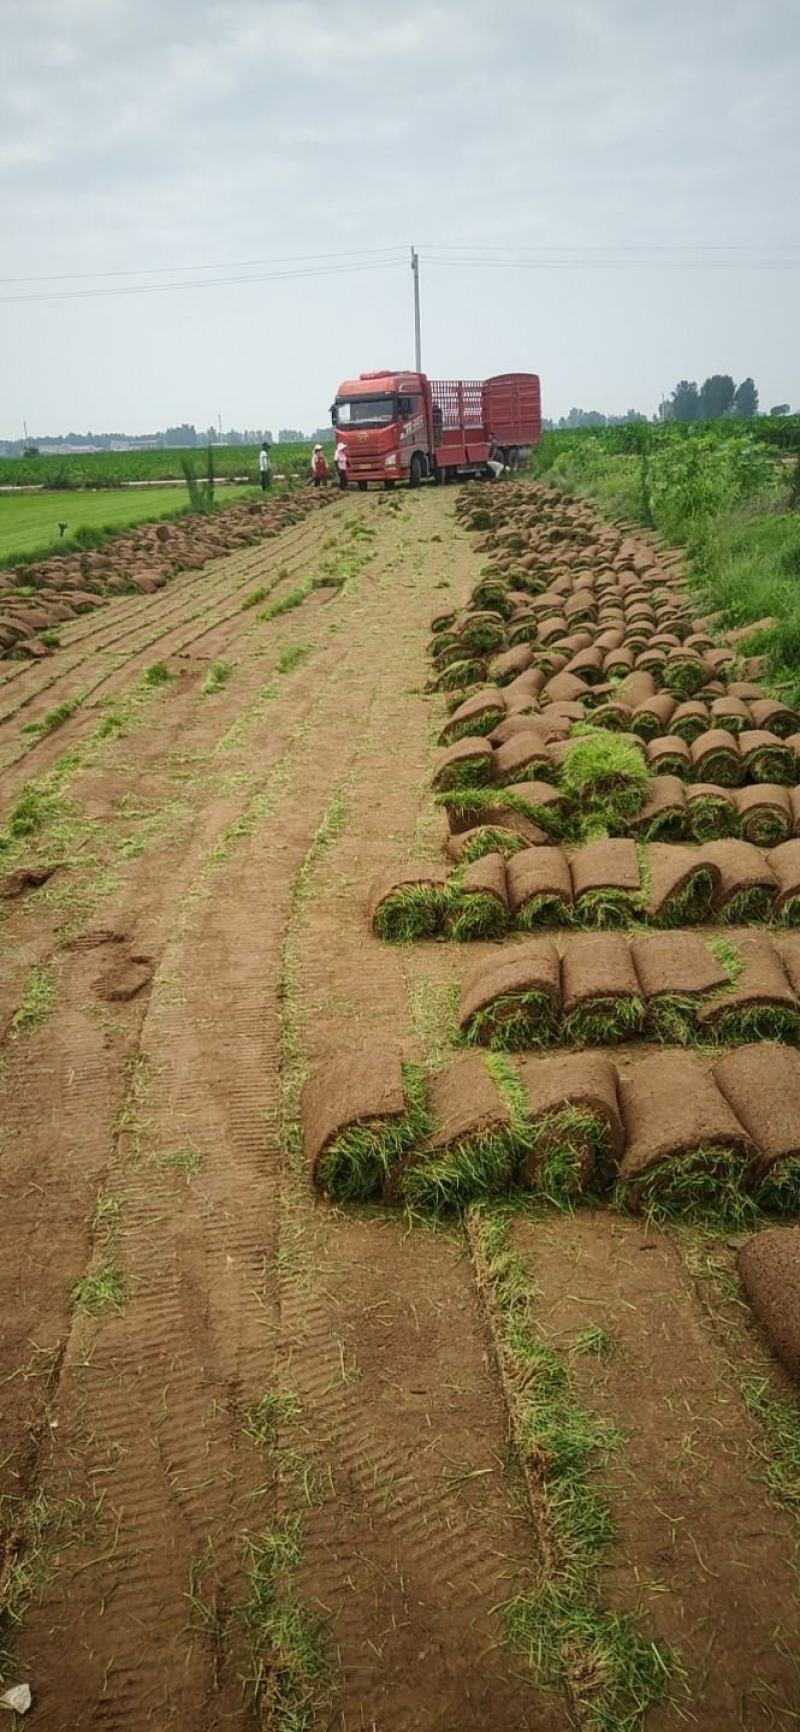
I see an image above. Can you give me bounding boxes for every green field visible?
[0,440,330,490]
[0,483,255,567]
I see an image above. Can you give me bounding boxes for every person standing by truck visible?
[259,441,271,491]
[486,433,505,481]
[334,439,349,491]
[311,445,329,487]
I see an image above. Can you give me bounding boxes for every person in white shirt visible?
[334,440,349,491]
[259,442,271,491]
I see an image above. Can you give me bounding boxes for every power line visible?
[0,244,407,287]
[0,258,402,306]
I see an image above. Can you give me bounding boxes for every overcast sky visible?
[2,0,799,436]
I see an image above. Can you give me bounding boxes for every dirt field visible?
[1,486,799,1731]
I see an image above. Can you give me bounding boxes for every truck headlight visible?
[384,452,397,468]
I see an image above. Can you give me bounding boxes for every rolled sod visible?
[710,695,751,736]
[541,670,591,706]
[697,933,800,1044]
[663,650,709,697]
[686,782,739,842]
[369,866,451,943]
[616,1051,756,1222]
[701,839,778,924]
[585,699,633,732]
[632,930,732,1044]
[765,839,800,924]
[630,693,678,741]
[490,712,542,746]
[439,689,506,745]
[670,700,711,745]
[630,774,688,840]
[736,785,793,848]
[515,1051,623,1202]
[489,644,533,685]
[570,838,642,928]
[458,611,507,654]
[690,729,743,787]
[749,698,799,739]
[446,852,510,941]
[493,779,570,836]
[503,667,547,708]
[560,931,645,1045]
[433,657,486,693]
[738,1229,800,1381]
[458,938,561,1050]
[643,842,720,926]
[566,646,604,684]
[559,727,651,828]
[432,735,494,793]
[506,846,573,929]
[714,1043,800,1210]
[492,729,553,785]
[445,824,535,866]
[617,669,658,709]
[386,1050,526,1211]
[739,729,796,787]
[303,1045,430,1201]
[646,735,692,780]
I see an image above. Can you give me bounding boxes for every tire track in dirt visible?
[0,505,340,786]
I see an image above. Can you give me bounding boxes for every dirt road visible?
[1,488,798,1731]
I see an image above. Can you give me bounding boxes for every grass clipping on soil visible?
[469,1206,676,1729]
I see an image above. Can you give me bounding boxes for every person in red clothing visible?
[311,444,329,487]
[334,439,349,490]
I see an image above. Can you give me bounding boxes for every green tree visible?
[671,381,701,422]
[733,377,759,418]
[770,403,791,417]
[699,374,735,419]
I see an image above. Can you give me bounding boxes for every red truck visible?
[330,369,541,489]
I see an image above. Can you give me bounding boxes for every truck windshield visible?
[335,395,396,429]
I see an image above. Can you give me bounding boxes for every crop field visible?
[0,483,256,565]
[1,464,800,1732]
[0,440,327,491]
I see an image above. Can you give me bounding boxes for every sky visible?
[2,0,799,436]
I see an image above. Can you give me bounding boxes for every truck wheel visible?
[409,453,423,489]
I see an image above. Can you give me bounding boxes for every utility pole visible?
[410,246,421,372]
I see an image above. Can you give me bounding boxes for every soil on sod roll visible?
[514,1050,623,1200]
[444,823,536,865]
[632,930,731,1042]
[630,774,687,840]
[368,866,451,942]
[737,1228,800,1383]
[489,644,533,685]
[631,692,678,739]
[697,934,800,1044]
[439,689,506,744]
[713,1043,800,1208]
[431,734,494,792]
[569,837,642,927]
[560,931,645,1044]
[643,842,720,926]
[701,839,778,923]
[646,734,692,779]
[505,845,573,929]
[386,1051,519,1211]
[735,784,793,847]
[740,729,796,786]
[749,697,799,738]
[446,852,509,941]
[670,700,711,744]
[764,839,800,924]
[491,729,552,784]
[617,1051,756,1219]
[303,1044,423,1200]
[690,728,743,786]
[458,938,561,1049]
[686,781,739,842]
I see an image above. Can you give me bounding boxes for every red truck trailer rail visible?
[331,368,541,489]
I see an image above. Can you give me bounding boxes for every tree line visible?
[545,378,793,432]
